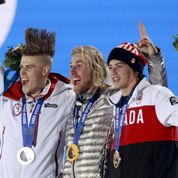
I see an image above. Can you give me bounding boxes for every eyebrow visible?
[20,64,35,68]
[110,61,125,65]
[70,60,84,65]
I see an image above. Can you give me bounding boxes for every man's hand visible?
[137,22,158,57]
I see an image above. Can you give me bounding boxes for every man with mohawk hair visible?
[0,28,75,178]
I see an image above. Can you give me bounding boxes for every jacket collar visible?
[109,77,150,105]
[3,73,69,101]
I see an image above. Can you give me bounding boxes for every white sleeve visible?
[154,86,178,127]
[0,65,4,94]
[0,65,5,152]
[57,129,65,174]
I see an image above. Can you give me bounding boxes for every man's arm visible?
[147,48,167,86]
[137,22,167,87]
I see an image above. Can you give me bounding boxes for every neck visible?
[28,79,48,98]
[82,85,95,95]
[79,86,98,101]
[121,77,140,96]
[29,92,42,99]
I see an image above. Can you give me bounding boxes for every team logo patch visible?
[170,96,178,105]
[12,103,22,116]
[135,91,143,105]
[131,58,136,63]
[44,103,58,108]
[136,95,142,105]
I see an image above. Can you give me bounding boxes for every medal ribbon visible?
[114,86,136,151]
[114,104,128,151]
[73,89,100,145]
[21,96,44,147]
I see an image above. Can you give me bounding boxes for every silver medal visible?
[17,147,35,166]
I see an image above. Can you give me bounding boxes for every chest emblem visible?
[13,103,22,116]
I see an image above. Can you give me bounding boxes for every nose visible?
[20,67,26,76]
[109,67,117,76]
[70,66,77,76]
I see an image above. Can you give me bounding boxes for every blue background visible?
[0,0,178,95]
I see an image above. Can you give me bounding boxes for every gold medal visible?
[113,150,121,168]
[66,144,80,162]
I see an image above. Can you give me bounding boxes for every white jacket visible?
[0,66,75,178]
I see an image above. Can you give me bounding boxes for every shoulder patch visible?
[170,96,178,105]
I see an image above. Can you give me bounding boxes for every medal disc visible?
[66,144,80,162]
[113,150,121,168]
[17,147,35,166]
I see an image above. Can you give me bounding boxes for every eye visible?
[76,63,83,68]
[70,64,76,70]
[26,65,33,69]
[116,64,123,69]
[108,66,113,70]
[70,61,84,70]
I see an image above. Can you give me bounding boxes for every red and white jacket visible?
[109,78,178,178]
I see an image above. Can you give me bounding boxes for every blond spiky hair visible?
[23,28,55,57]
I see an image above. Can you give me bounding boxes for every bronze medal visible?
[113,150,121,168]
[66,144,80,162]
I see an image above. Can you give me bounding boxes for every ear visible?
[42,66,50,76]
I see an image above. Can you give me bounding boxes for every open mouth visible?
[21,79,29,85]
[112,77,120,82]
[72,78,81,86]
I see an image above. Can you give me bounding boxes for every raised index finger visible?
[138,22,148,39]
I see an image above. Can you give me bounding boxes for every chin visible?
[74,88,85,95]
[73,88,80,94]
[113,84,120,89]
[22,88,27,94]
[22,87,31,95]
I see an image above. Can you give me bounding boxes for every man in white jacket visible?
[0,28,75,178]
